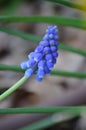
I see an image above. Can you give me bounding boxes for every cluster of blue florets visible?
[21,26,59,81]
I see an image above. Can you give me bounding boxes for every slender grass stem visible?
[59,44,86,57]
[0,26,86,57]
[0,64,24,72]
[0,16,86,29]
[19,116,56,130]
[0,64,86,78]
[0,76,28,102]
[51,70,86,78]
[0,106,83,129]
[0,26,40,42]
[46,0,86,12]
[19,109,81,130]
[0,106,85,114]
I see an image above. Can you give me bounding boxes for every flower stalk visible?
[0,76,28,102]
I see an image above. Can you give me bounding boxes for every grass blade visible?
[0,64,24,72]
[0,26,40,42]
[0,16,86,29]
[46,0,86,12]
[19,116,56,130]
[0,26,86,57]
[19,111,80,130]
[59,44,86,57]
[0,64,86,78]
[51,70,86,78]
[0,106,85,114]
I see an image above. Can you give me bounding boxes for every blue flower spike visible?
[20,25,59,82]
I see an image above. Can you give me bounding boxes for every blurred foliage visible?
[0,0,86,129]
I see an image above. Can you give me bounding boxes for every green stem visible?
[0,76,28,102]
[0,106,82,130]
[0,64,86,78]
[0,26,40,42]
[19,109,80,130]
[51,70,86,78]
[0,26,86,57]
[0,106,85,114]
[0,64,24,72]
[0,16,85,29]
[19,116,56,130]
[46,0,86,12]
[59,44,86,57]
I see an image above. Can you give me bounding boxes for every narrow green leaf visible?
[19,109,80,130]
[46,0,86,12]
[0,64,86,78]
[0,64,24,72]
[19,116,55,130]
[0,106,85,114]
[0,26,86,57]
[0,26,40,42]
[59,44,86,57]
[51,70,86,78]
[0,16,86,29]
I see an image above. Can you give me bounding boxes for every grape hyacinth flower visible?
[21,26,59,82]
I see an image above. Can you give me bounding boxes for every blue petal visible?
[36,74,43,82]
[35,45,44,53]
[49,34,53,39]
[37,69,45,78]
[54,35,59,40]
[44,66,51,75]
[43,34,49,40]
[53,58,56,64]
[49,40,55,46]
[43,47,50,54]
[25,68,34,77]
[46,62,54,70]
[50,46,57,52]
[45,54,53,62]
[34,53,43,62]
[38,60,46,69]
[40,40,49,46]
[55,41,59,47]
[21,61,27,69]
[28,52,35,59]
[26,59,36,67]
[52,52,58,57]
